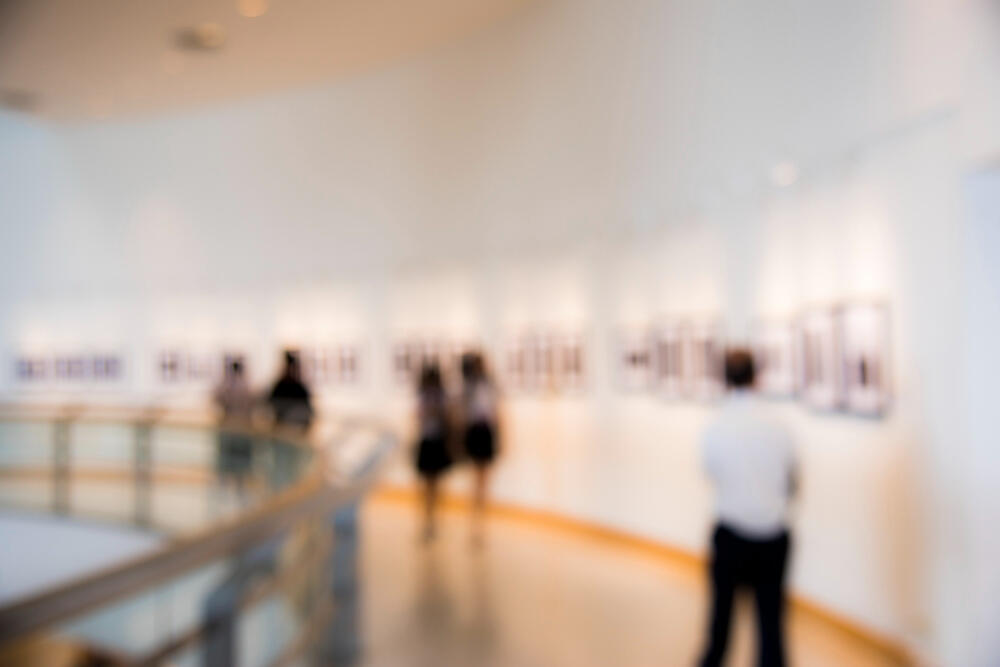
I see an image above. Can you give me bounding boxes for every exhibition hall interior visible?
[1,0,999,665]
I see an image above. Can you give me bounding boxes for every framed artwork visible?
[536,334,557,392]
[797,308,843,411]
[15,357,48,381]
[839,303,891,417]
[654,323,688,398]
[392,340,422,387]
[616,329,653,392]
[221,352,247,381]
[688,322,724,400]
[90,354,123,381]
[159,351,183,383]
[555,333,586,392]
[336,345,361,385]
[505,337,529,392]
[752,321,797,397]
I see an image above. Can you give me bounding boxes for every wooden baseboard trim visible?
[370,484,912,665]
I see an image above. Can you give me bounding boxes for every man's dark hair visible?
[724,349,755,389]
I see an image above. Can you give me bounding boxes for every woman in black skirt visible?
[460,352,499,545]
[414,363,451,542]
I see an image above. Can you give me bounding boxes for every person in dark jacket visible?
[267,350,313,430]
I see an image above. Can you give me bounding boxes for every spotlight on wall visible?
[769,161,799,188]
[238,0,269,18]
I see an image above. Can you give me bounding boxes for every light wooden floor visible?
[358,497,905,667]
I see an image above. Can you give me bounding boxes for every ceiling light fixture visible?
[769,160,799,188]
[238,0,268,18]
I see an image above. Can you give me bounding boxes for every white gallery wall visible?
[1,0,999,663]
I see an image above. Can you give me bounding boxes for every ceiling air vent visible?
[175,23,227,52]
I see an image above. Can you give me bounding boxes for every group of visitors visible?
[212,350,314,491]
[213,343,796,666]
[413,351,499,546]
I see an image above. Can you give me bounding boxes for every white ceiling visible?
[0,0,535,120]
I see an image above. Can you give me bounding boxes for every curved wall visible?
[1,0,997,662]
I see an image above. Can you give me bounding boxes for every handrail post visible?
[52,419,71,515]
[317,500,361,665]
[133,420,153,528]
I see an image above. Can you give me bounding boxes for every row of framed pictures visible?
[389,333,588,394]
[8,303,889,416]
[391,339,478,387]
[616,322,725,400]
[15,354,125,383]
[613,303,891,416]
[772,302,891,417]
[156,346,363,387]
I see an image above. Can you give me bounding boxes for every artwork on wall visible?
[797,308,843,411]
[336,345,361,385]
[158,350,187,383]
[222,352,247,380]
[505,335,531,392]
[616,329,654,392]
[688,322,725,400]
[555,333,587,392]
[653,323,687,398]
[504,331,587,395]
[393,337,482,389]
[839,303,891,417]
[302,344,362,387]
[158,349,237,386]
[392,341,420,387]
[14,353,124,384]
[752,321,797,397]
[16,357,47,381]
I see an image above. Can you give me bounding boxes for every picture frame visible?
[838,302,891,417]
[688,322,725,401]
[797,308,843,411]
[616,329,654,392]
[752,320,797,397]
[654,322,688,399]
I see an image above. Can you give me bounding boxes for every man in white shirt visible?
[699,349,798,667]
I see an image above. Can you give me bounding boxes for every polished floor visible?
[357,496,903,667]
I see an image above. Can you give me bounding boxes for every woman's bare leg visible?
[471,464,489,546]
[422,476,439,543]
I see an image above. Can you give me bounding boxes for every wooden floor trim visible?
[371,485,912,665]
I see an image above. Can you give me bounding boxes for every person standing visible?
[212,358,255,501]
[267,350,314,431]
[459,351,499,546]
[414,363,453,542]
[699,349,798,667]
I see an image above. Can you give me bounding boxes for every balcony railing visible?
[0,404,397,666]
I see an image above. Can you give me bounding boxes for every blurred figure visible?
[415,363,452,542]
[460,351,499,546]
[213,358,255,498]
[699,349,798,667]
[267,350,314,431]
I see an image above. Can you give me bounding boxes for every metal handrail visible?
[0,404,397,646]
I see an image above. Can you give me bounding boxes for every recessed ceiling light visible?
[769,160,799,188]
[238,0,268,18]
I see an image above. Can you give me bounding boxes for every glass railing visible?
[0,405,396,666]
